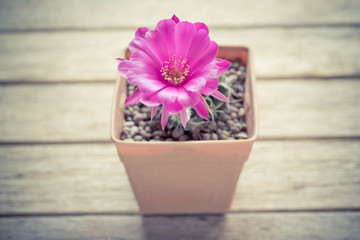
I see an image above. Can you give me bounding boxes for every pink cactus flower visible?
[116,15,230,130]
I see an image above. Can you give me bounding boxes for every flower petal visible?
[200,78,219,95]
[116,59,134,78]
[135,27,149,38]
[151,106,159,120]
[115,58,124,63]
[129,38,162,70]
[171,14,180,23]
[175,21,196,59]
[194,22,209,33]
[126,67,153,85]
[140,91,162,107]
[161,104,170,130]
[157,86,178,103]
[125,88,142,105]
[166,99,183,114]
[193,100,209,120]
[145,29,169,64]
[179,108,188,129]
[188,63,217,80]
[211,89,229,103]
[182,77,206,92]
[191,41,218,70]
[177,86,200,107]
[214,58,231,76]
[139,79,167,94]
[130,51,161,72]
[187,29,210,65]
[156,19,176,56]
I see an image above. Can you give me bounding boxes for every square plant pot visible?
[111,46,259,214]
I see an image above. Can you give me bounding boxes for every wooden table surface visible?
[1,1,360,239]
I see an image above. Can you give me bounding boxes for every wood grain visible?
[1,79,359,142]
[0,28,359,82]
[1,140,359,214]
[0,212,359,240]
[0,0,359,31]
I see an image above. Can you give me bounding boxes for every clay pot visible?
[111,46,259,214]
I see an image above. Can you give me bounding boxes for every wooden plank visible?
[0,0,359,31]
[0,28,360,82]
[0,79,359,142]
[258,79,360,139]
[1,140,359,214]
[0,213,359,240]
[0,83,114,142]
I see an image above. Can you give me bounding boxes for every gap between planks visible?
[1,212,359,240]
[1,75,360,85]
[1,208,360,218]
[0,136,360,146]
[1,23,360,35]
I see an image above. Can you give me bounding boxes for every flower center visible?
[160,56,190,86]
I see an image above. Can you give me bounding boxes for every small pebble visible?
[140,130,151,139]
[235,85,244,93]
[172,127,184,139]
[235,132,248,139]
[130,126,138,137]
[238,108,245,117]
[232,62,240,69]
[202,133,211,140]
[217,121,226,128]
[211,133,218,140]
[231,126,240,134]
[141,107,151,114]
[125,109,132,116]
[226,119,233,126]
[123,127,131,134]
[192,132,199,140]
[149,121,158,128]
[220,132,229,140]
[234,102,242,108]
[152,130,165,137]
[231,112,237,119]
[208,122,217,131]
[230,106,237,113]
[233,92,244,99]
[124,121,135,127]
[179,135,189,141]
[144,126,151,133]
[165,138,174,142]
[134,113,147,124]
[134,135,143,141]
[228,74,238,82]
[223,114,231,121]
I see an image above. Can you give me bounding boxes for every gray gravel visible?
[120,59,249,142]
